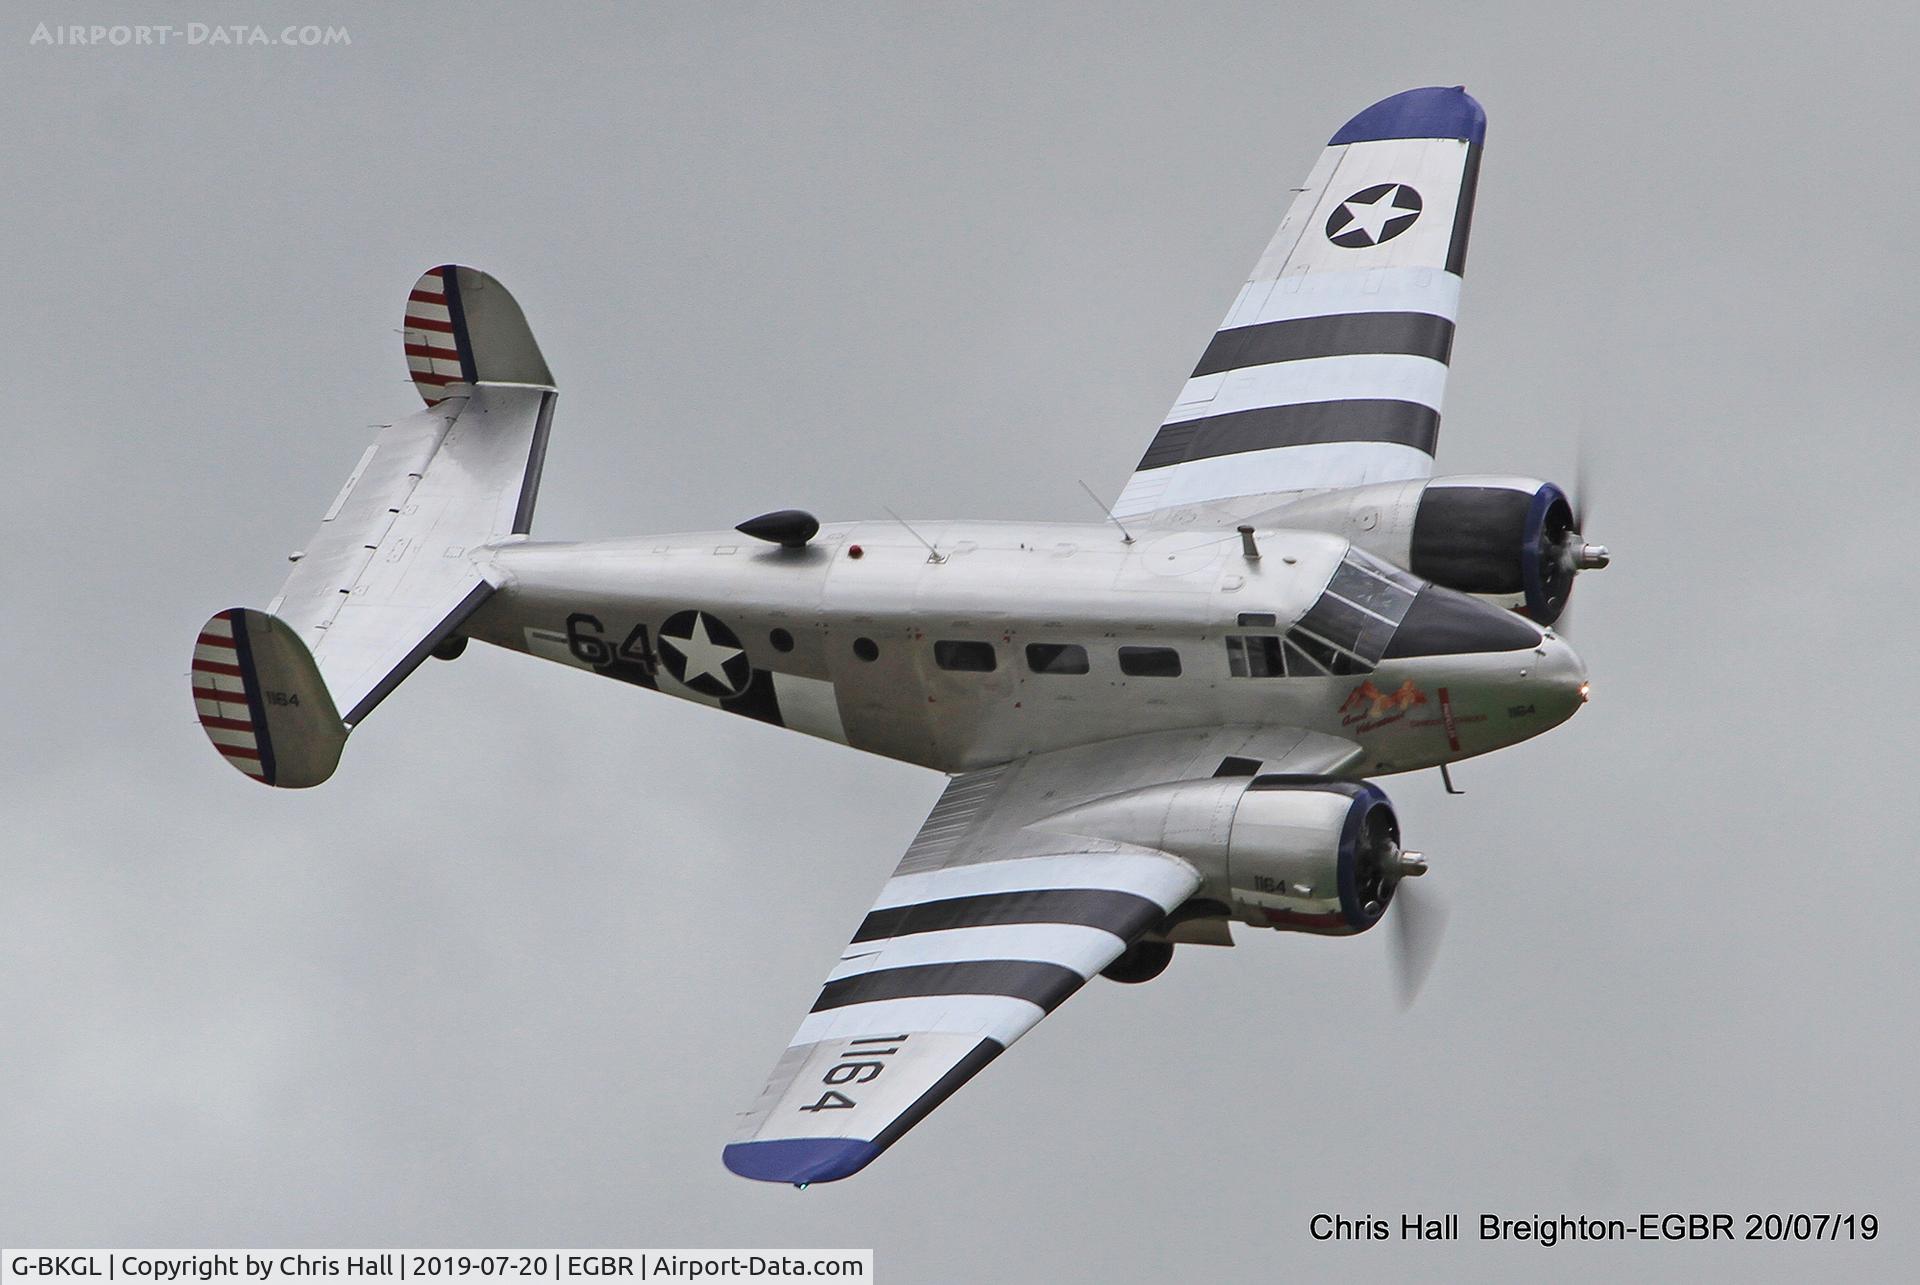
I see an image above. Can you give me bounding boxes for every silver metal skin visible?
[463,519,1588,777]
[190,88,1608,1187]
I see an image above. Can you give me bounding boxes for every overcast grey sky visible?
[4,2,1917,1279]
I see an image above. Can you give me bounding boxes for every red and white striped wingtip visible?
[404,265,471,408]
[191,609,272,781]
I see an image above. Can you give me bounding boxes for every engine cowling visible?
[1410,477,1574,623]
[1258,474,1605,627]
[1225,778,1415,934]
[1037,775,1421,937]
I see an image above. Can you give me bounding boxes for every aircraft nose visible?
[1536,632,1590,717]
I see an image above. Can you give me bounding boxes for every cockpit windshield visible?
[1226,547,1422,678]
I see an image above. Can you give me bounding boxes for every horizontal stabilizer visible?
[194,265,556,787]
[270,384,552,726]
[192,609,346,788]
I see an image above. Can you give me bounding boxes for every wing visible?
[1113,86,1485,524]
[722,726,1360,1184]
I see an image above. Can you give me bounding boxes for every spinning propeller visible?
[1390,879,1450,1010]
[1545,443,1609,634]
[1565,442,1609,575]
[1351,807,1448,1008]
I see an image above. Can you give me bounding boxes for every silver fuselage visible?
[462,519,1586,778]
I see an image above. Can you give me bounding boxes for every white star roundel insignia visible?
[1325,183,1423,248]
[657,610,752,698]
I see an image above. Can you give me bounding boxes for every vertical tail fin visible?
[404,264,553,407]
[192,609,346,788]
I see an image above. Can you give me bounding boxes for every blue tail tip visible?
[1331,86,1485,147]
[723,1137,883,1185]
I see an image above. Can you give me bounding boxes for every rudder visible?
[192,609,347,788]
[405,265,554,407]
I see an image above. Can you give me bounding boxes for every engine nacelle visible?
[1225,778,1407,934]
[1258,474,1581,624]
[1037,776,1417,937]
[1409,476,1573,623]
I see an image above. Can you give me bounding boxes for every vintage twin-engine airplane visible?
[191,87,1606,1185]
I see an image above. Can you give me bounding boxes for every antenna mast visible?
[883,507,946,563]
[1077,479,1135,544]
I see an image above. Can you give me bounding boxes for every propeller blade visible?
[1554,432,1608,640]
[1572,434,1598,532]
[1391,879,1450,1009]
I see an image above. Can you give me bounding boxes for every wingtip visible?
[1330,86,1486,147]
[722,1137,883,1185]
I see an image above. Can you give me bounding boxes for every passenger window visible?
[1025,642,1090,675]
[1118,645,1182,677]
[933,640,997,672]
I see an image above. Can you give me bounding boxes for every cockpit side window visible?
[1284,632,1364,677]
[1225,634,1285,677]
[1291,548,1420,673]
[1227,548,1422,678]
[1289,549,1418,673]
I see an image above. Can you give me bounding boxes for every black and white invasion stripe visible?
[1116,268,1464,516]
[1114,132,1484,517]
[787,852,1199,1049]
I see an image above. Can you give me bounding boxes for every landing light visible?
[1578,681,1591,703]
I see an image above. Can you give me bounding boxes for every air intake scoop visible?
[736,509,820,549]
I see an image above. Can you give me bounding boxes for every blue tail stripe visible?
[226,610,277,786]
